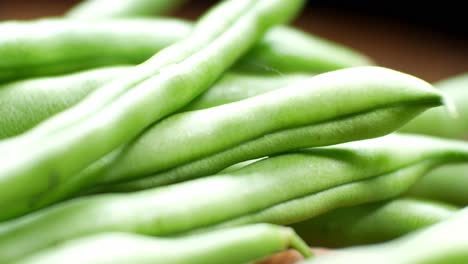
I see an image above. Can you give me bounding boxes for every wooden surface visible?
[1,0,468,82]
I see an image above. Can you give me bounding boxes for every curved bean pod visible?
[17,224,311,264]
[0,18,370,83]
[67,0,188,18]
[408,164,468,205]
[27,66,443,214]
[100,66,443,190]
[0,66,129,139]
[291,198,457,247]
[399,73,468,138]
[301,207,468,264]
[0,68,307,139]
[0,0,304,220]
[1,134,467,262]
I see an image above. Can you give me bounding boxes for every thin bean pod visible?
[400,73,468,138]
[301,206,468,264]
[1,134,468,262]
[0,68,307,139]
[28,66,443,217]
[67,0,188,18]
[291,198,457,247]
[0,18,370,83]
[0,0,304,221]
[408,164,468,205]
[17,224,312,264]
[0,66,129,139]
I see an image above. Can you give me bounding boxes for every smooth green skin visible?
[0,0,304,220]
[0,67,307,139]
[67,0,188,18]
[400,74,468,138]
[408,164,468,205]
[0,66,129,139]
[302,207,468,264]
[291,198,457,247]
[17,224,312,264]
[22,66,444,220]
[0,18,370,83]
[1,134,468,262]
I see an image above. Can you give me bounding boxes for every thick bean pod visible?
[100,67,442,190]
[0,68,307,139]
[24,66,444,219]
[1,134,468,262]
[17,224,311,264]
[67,0,188,18]
[400,73,468,138]
[302,206,468,264]
[408,164,468,205]
[0,0,304,220]
[0,18,369,83]
[291,198,457,247]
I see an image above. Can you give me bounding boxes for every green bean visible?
[0,0,304,221]
[291,198,457,247]
[408,164,468,205]
[1,134,467,262]
[399,73,468,138]
[301,206,468,264]
[67,0,188,18]
[0,66,129,139]
[23,66,444,220]
[99,66,443,191]
[0,68,307,139]
[17,224,311,264]
[0,18,370,83]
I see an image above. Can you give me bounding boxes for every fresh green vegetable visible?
[0,68,307,139]
[1,134,467,262]
[301,206,468,264]
[0,0,304,221]
[26,66,444,221]
[16,224,312,264]
[0,18,369,83]
[291,198,457,247]
[400,73,468,138]
[67,0,188,18]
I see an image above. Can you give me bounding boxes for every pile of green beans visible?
[3,0,468,263]
[302,207,468,264]
[1,134,467,262]
[5,66,442,220]
[0,0,305,220]
[0,18,370,83]
[16,224,311,264]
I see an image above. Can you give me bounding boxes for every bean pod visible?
[291,198,457,247]
[17,224,311,264]
[0,18,369,83]
[301,207,468,264]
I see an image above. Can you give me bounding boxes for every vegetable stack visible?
[1,0,467,263]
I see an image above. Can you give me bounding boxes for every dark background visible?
[1,0,467,82]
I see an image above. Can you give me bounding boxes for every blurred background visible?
[1,0,467,82]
